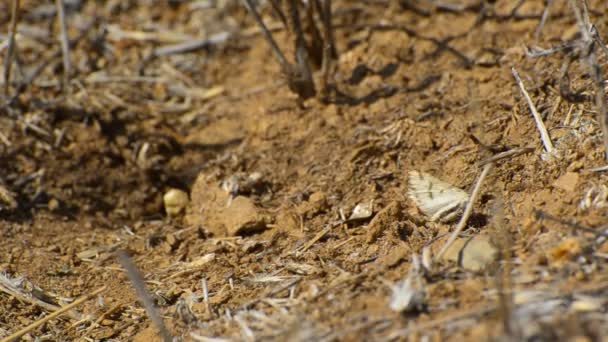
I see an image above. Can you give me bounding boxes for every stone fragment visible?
[163,188,189,216]
[441,235,499,272]
[348,201,373,221]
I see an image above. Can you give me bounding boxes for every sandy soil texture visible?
[2,0,608,341]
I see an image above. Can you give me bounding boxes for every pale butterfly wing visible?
[407,171,469,222]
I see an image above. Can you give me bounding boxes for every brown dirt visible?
[2,0,608,341]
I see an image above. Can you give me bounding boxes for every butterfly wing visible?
[407,171,469,221]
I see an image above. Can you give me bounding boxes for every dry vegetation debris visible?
[2,0,608,341]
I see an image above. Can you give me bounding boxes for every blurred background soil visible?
[1,0,608,340]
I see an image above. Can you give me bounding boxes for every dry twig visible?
[477,146,534,166]
[0,286,106,342]
[4,21,93,107]
[152,32,231,57]
[3,0,20,98]
[0,131,11,147]
[511,67,555,154]
[295,220,343,254]
[268,0,288,28]
[319,0,335,97]
[240,0,291,71]
[492,198,519,337]
[435,163,493,261]
[285,0,316,99]
[76,302,125,338]
[117,250,172,342]
[568,0,608,160]
[385,278,608,341]
[0,274,65,315]
[55,0,71,90]
[241,0,319,100]
[241,278,302,309]
[534,0,554,42]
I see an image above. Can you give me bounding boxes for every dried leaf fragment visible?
[389,254,426,313]
[348,200,373,221]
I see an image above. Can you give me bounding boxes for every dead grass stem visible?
[3,0,20,98]
[55,0,70,90]
[568,0,608,160]
[435,163,493,261]
[511,67,555,154]
[117,250,172,342]
[0,286,106,342]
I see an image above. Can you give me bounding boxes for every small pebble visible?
[163,188,189,216]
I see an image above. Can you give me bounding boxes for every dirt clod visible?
[552,172,580,193]
[365,201,403,243]
[296,191,328,218]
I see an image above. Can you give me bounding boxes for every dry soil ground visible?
[2,0,608,341]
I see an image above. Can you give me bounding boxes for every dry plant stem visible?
[322,0,335,58]
[55,0,71,90]
[0,286,106,342]
[268,0,288,28]
[3,0,20,98]
[5,21,92,107]
[511,67,555,154]
[0,274,72,316]
[153,32,231,57]
[534,0,553,42]
[117,250,172,342]
[386,278,608,341]
[435,163,493,261]
[286,0,316,99]
[242,278,302,309]
[509,0,526,16]
[492,199,518,337]
[0,131,11,146]
[385,304,497,340]
[77,302,124,339]
[202,277,212,314]
[241,0,290,71]
[305,0,324,67]
[298,224,332,253]
[569,0,608,160]
[591,28,608,61]
[533,209,599,235]
[477,146,534,166]
[320,0,334,96]
[589,164,608,172]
